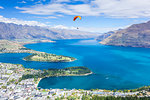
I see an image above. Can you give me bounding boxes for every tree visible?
[113,89,117,92]
[47,96,50,99]
[1,86,7,89]
[82,95,90,100]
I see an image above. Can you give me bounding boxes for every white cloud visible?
[36,16,57,19]
[15,6,19,9]
[0,6,4,9]
[73,0,90,3]
[0,15,49,27]
[52,0,89,3]
[18,1,27,3]
[34,0,47,4]
[35,0,42,4]
[36,15,64,19]
[15,0,150,18]
[52,0,70,3]
[15,3,95,16]
[15,4,75,15]
[90,0,150,18]
[56,14,64,17]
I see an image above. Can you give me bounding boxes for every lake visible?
[1,39,150,90]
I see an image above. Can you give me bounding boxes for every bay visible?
[1,39,150,90]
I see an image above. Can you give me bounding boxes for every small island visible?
[23,52,76,62]
[21,66,92,80]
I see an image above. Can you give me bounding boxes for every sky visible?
[0,0,150,33]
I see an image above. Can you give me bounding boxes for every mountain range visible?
[99,21,150,48]
[0,22,99,40]
[2,20,150,48]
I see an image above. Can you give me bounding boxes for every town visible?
[0,63,150,100]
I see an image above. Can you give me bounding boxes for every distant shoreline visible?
[19,39,56,45]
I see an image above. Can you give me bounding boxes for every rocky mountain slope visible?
[0,22,99,40]
[96,31,115,41]
[100,21,150,48]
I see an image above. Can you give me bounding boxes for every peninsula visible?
[21,66,92,80]
[0,40,38,53]
[0,40,76,62]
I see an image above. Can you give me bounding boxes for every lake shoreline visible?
[1,39,150,90]
[37,72,93,88]
[14,39,56,45]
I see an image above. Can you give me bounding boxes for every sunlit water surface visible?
[0,39,150,90]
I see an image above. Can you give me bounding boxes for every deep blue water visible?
[1,39,150,90]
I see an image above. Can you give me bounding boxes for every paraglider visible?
[73,16,82,29]
[73,16,82,21]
